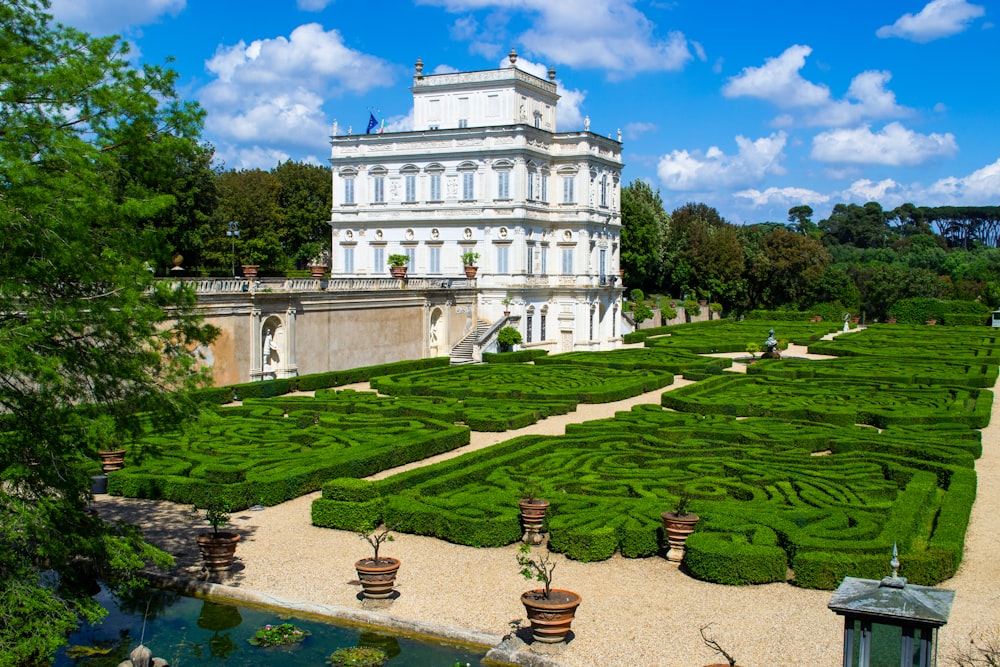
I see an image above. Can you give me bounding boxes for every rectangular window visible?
[496,245,509,274]
[373,176,384,203]
[405,174,416,202]
[540,246,547,275]
[562,176,574,203]
[527,173,535,201]
[561,247,573,275]
[343,246,354,273]
[540,314,547,341]
[373,247,384,274]
[405,247,416,269]
[429,246,441,274]
[458,119,468,128]
[526,246,534,276]
[526,315,533,343]
[601,175,608,207]
[600,248,607,282]
[590,310,595,340]
[541,175,548,202]
[462,172,474,200]
[497,171,509,200]
[343,178,355,205]
[430,174,441,201]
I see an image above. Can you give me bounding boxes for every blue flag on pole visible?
[366,113,378,134]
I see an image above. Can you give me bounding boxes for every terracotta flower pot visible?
[197,531,241,572]
[355,557,400,599]
[518,498,550,544]
[389,266,407,279]
[661,511,700,562]
[241,264,259,278]
[97,448,126,473]
[521,589,581,644]
[309,265,327,277]
[464,265,479,279]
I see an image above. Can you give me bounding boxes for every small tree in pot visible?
[387,254,409,279]
[517,544,581,644]
[195,497,240,572]
[355,523,400,599]
[661,491,700,563]
[461,251,480,279]
[518,481,549,544]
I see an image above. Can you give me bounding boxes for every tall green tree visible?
[664,203,744,306]
[620,180,669,292]
[273,160,333,269]
[211,168,285,273]
[0,2,217,663]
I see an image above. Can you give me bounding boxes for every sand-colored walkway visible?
[95,340,1000,666]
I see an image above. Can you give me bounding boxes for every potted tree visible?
[196,497,241,572]
[661,492,699,563]
[518,483,549,545]
[517,543,581,644]
[355,524,400,599]
[501,296,514,316]
[387,254,409,279]
[309,263,328,278]
[90,414,127,474]
[461,251,480,279]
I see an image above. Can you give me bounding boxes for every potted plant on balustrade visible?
[661,491,700,563]
[195,497,241,573]
[517,543,581,644]
[387,254,409,279]
[501,296,514,316]
[518,481,549,545]
[461,251,480,279]
[355,523,400,599]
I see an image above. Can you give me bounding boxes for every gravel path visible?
[94,339,999,666]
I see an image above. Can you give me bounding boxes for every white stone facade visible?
[329,56,624,354]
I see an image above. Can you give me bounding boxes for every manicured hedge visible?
[482,349,549,364]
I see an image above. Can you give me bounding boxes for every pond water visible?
[55,587,486,666]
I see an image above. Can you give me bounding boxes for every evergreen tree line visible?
[621,180,1000,321]
[154,156,333,276]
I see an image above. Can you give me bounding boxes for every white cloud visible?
[876,0,985,43]
[724,46,914,128]
[925,158,1000,202]
[842,178,901,203]
[420,0,693,77]
[722,45,829,107]
[656,132,787,191]
[624,122,657,140]
[49,0,185,35]
[733,186,830,209]
[199,24,395,151]
[811,122,958,166]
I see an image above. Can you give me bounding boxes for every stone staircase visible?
[449,319,491,365]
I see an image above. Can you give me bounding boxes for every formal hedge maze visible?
[371,364,674,403]
[106,397,469,509]
[808,325,1000,360]
[643,321,843,354]
[747,356,999,388]
[311,405,979,588]
[533,347,732,375]
[661,374,993,428]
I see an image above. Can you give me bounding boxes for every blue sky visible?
[49,0,997,224]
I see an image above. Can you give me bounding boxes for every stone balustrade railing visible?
[166,276,474,295]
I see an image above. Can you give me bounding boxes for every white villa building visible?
[328,51,624,357]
